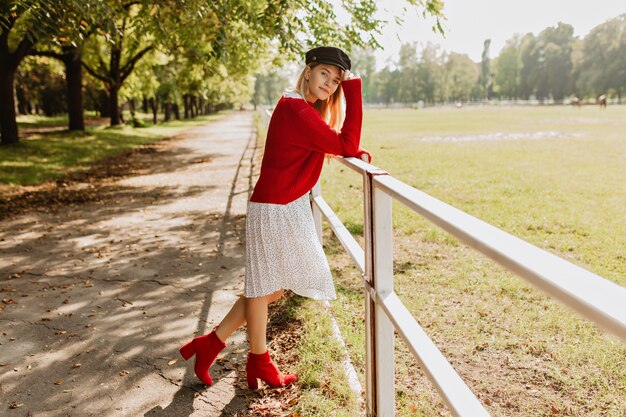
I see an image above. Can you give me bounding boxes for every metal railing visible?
[310,156,626,417]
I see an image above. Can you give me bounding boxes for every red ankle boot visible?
[179,330,226,385]
[246,351,297,389]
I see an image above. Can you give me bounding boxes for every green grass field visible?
[0,113,223,190]
[297,105,625,416]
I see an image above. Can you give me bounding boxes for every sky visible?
[371,0,626,68]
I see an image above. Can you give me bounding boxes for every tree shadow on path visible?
[0,113,261,417]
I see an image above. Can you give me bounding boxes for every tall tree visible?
[416,43,442,104]
[479,39,492,99]
[493,35,522,99]
[442,52,479,102]
[29,1,110,131]
[577,14,626,101]
[0,1,54,145]
[538,22,575,101]
[519,33,539,99]
[397,43,420,103]
[350,47,377,102]
[82,2,154,126]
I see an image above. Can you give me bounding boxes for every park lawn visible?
[0,113,224,190]
[312,106,625,416]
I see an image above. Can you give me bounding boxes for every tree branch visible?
[82,61,109,84]
[120,45,153,81]
[30,49,64,60]
[13,34,34,66]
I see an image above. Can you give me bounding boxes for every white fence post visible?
[372,184,395,416]
[311,179,323,243]
[363,172,376,416]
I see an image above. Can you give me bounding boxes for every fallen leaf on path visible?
[168,359,178,365]
[54,380,63,385]
[233,348,245,354]
[71,363,81,369]
[119,370,129,376]
[9,402,23,409]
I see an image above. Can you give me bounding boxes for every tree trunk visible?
[0,32,33,145]
[164,103,171,121]
[64,48,85,131]
[150,97,158,124]
[173,103,180,120]
[16,84,28,114]
[143,97,148,113]
[109,83,120,126]
[108,45,122,126]
[0,67,19,145]
[97,90,110,117]
[183,94,190,119]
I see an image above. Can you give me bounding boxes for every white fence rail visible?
[310,156,626,417]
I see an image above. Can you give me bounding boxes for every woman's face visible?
[305,64,342,102]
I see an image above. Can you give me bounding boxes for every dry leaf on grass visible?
[168,359,178,365]
[54,380,63,385]
[119,370,130,376]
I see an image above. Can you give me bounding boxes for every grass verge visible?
[1,114,224,188]
[317,106,625,416]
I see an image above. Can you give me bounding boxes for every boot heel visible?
[247,373,259,389]
[179,340,195,360]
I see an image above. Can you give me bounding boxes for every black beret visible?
[305,46,351,71]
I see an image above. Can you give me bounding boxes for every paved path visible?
[1,112,260,416]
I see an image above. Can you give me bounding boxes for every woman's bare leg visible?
[245,289,284,354]
[215,297,246,342]
[215,290,284,345]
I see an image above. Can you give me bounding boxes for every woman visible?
[179,46,372,389]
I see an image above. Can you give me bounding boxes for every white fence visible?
[310,156,626,417]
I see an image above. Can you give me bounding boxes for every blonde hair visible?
[294,63,345,131]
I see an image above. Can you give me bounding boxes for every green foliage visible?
[16,56,66,115]
[576,14,626,98]
[253,71,291,108]
[493,35,522,99]
[479,38,492,98]
[364,42,481,105]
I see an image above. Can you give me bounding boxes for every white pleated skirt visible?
[244,193,337,300]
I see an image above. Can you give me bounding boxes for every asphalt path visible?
[1,111,261,416]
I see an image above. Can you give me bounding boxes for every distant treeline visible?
[254,14,626,106]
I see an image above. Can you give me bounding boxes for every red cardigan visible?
[250,78,363,204]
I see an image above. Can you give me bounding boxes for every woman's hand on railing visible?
[356,147,372,163]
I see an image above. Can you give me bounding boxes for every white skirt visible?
[244,193,337,300]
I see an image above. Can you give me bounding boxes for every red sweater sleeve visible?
[287,78,363,156]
